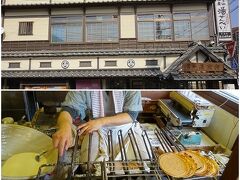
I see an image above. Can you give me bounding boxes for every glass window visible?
[146,60,158,66]
[198,81,206,89]
[51,16,82,43]
[173,13,191,40]
[8,62,20,68]
[173,12,209,41]
[191,12,209,40]
[86,15,118,42]
[155,14,172,40]
[138,21,154,41]
[105,60,117,67]
[138,13,172,41]
[79,61,92,67]
[215,90,239,104]
[19,22,33,35]
[40,62,51,68]
[188,81,197,89]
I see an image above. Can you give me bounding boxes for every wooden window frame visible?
[173,11,210,41]
[8,62,20,68]
[18,22,33,36]
[40,62,52,68]
[79,61,92,67]
[146,59,158,66]
[51,16,83,43]
[173,13,192,41]
[85,14,119,43]
[137,13,173,42]
[105,60,117,67]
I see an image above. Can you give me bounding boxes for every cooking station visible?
[36,124,187,180]
[1,91,236,180]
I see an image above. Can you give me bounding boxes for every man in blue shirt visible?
[52,91,142,157]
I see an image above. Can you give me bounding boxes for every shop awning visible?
[2,68,161,78]
[171,73,236,81]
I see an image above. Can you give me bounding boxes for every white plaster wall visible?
[197,52,207,62]
[190,55,197,62]
[163,56,178,71]
[2,56,173,71]
[203,106,239,150]
[99,57,163,69]
[120,13,136,39]
[2,60,30,70]
[215,53,225,61]
[30,58,98,70]
[5,0,49,5]
[3,17,49,41]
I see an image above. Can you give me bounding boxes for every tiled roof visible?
[2,0,215,7]
[171,73,236,80]
[2,68,161,78]
[2,47,225,58]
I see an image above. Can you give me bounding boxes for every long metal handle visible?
[70,129,80,177]
[53,150,67,180]
[117,130,129,174]
[154,129,170,152]
[157,129,174,152]
[87,132,93,179]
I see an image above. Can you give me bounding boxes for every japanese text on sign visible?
[215,0,232,41]
[182,63,224,73]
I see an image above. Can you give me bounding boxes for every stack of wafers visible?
[158,150,219,178]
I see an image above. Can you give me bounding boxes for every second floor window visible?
[174,12,209,41]
[173,13,191,41]
[137,14,172,41]
[40,62,51,68]
[86,15,118,42]
[51,16,83,43]
[19,22,33,35]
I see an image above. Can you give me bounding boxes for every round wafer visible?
[158,153,190,178]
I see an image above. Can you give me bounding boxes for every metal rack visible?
[36,126,223,180]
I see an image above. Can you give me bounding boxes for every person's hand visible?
[77,119,104,136]
[52,124,72,156]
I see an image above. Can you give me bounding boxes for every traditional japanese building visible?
[1,0,238,89]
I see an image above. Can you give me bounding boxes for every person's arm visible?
[52,111,73,156]
[52,91,88,156]
[78,112,132,136]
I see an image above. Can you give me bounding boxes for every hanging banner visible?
[230,57,238,70]
[215,0,232,41]
[226,41,236,57]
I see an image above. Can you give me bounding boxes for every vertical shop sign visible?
[215,0,232,41]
